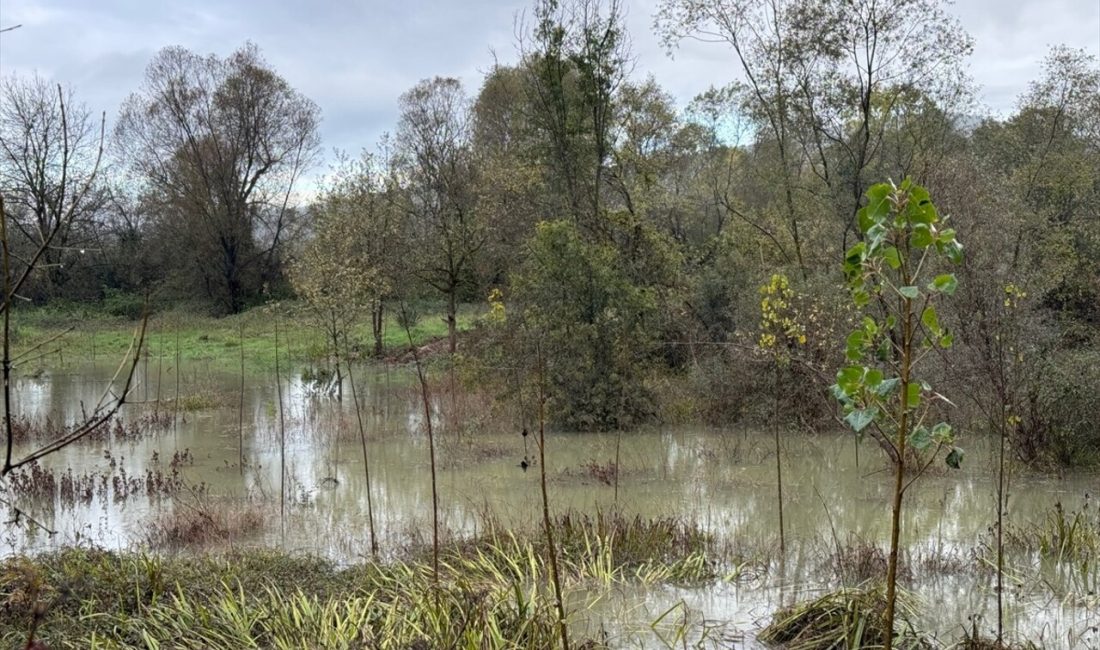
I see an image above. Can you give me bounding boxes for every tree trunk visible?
[883,293,914,650]
[446,289,457,354]
[372,300,385,358]
[330,323,343,401]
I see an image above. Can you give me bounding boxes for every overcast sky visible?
[1,0,1097,166]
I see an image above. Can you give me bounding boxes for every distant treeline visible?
[1,0,1097,463]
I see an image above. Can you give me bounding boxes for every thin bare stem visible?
[274,316,287,541]
[343,332,378,557]
[239,321,245,476]
[402,307,439,593]
[536,342,569,650]
[2,195,14,473]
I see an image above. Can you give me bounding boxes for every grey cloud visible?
[1,0,1096,166]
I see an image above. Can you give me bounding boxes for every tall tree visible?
[116,43,321,313]
[472,64,547,284]
[394,77,484,353]
[657,0,973,259]
[518,0,631,237]
[657,0,811,276]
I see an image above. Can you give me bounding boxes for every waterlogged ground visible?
[2,358,1098,648]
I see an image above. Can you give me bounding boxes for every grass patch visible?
[10,300,482,373]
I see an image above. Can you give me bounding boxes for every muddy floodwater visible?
[2,359,1098,648]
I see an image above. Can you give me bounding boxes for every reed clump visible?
[759,582,931,650]
[144,499,266,549]
[171,388,225,412]
[998,499,1096,556]
[1028,501,1099,561]
[546,510,717,584]
[955,625,1042,650]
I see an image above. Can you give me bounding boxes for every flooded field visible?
[2,358,1097,648]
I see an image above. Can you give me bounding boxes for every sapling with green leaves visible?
[832,179,964,650]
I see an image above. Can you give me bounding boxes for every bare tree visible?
[394,77,484,354]
[0,74,105,298]
[116,42,321,313]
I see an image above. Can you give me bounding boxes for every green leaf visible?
[866,223,888,252]
[875,337,891,362]
[905,187,938,225]
[931,422,954,443]
[911,224,934,248]
[921,306,941,335]
[864,368,884,388]
[898,286,920,299]
[939,333,954,348]
[846,331,865,361]
[844,243,867,278]
[845,408,877,433]
[829,383,847,401]
[857,206,874,234]
[908,426,932,451]
[939,239,964,264]
[864,184,892,225]
[945,447,964,469]
[929,274,958,295]
[837,366,865,394]
[882,246,901,270]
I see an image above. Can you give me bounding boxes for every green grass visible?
[9,300,482,374]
